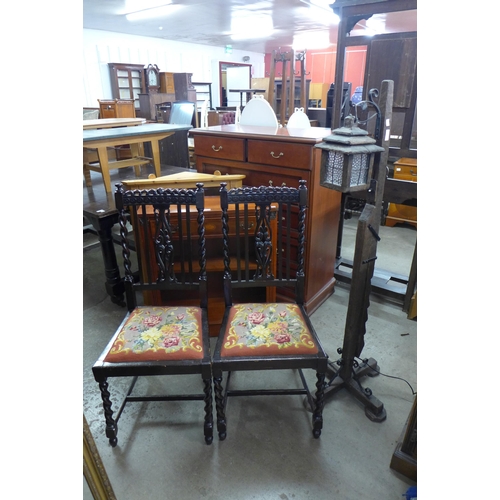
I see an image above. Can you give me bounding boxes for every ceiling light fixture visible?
[299,0,340,23]
[230,13,274,40]
[125,2,184,22]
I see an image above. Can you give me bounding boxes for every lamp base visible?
[323,357,387,422]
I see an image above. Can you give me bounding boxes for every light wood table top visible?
[121,170,245,190]
[83,118,147,130]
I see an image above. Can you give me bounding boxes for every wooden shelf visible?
[84,156,151,172]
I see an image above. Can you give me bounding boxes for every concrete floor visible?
[83,172,417,499]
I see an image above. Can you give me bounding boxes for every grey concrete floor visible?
[83,184,417,500]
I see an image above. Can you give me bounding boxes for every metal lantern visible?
[316,115,385,193]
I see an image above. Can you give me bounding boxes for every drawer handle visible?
[410,169,416,176]
[270,151,283,159]
[212,145,223,152]
[240,222,254,230]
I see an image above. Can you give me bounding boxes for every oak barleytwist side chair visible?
[92,182,213,446]
[212,181,329,440]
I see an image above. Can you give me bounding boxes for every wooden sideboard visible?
[190,124,342,315]
[386,157,417,228]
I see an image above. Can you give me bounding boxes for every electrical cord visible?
[328,357,417,396]
[357,356,417,396]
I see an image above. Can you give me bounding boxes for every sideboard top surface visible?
[189,124,332,144]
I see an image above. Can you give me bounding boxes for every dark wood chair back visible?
[219,180,308,307]
[115,182,207,311]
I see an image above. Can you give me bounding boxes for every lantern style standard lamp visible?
[314,82,393,422]
[317,115,384,193]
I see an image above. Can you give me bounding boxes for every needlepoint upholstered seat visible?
[92,183,213,447]
[212,181,329,441]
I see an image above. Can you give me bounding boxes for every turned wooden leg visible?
[98,379,118,447]
[213,376,227,440]
[312,372,326,439]
[203,378,214,445]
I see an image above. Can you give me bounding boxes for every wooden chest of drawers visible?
[98,99,136,119]
[190,124,342,315]
[386,157,417,228]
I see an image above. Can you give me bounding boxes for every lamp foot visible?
[321,357,387,422]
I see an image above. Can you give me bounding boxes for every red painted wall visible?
[264,46,367,95]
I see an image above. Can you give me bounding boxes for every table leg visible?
[84,212,125,306]
[150,139,162,177]
[97,146,112,193]
[129,143,142,176]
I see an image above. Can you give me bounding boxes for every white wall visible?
[83,29,265,108]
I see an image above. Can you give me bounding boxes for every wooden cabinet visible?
[191,125,343,315]
[98,99,136,119]
[159,72,175,94]
[173,72,197,103]
[108,63,146,111]
[139,72,197,121]
[273,79,311,120]
[138,92,176,121]
[386,157,417,228]
[97,99,137,160]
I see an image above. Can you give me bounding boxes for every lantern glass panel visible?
[350,153,369,187]
[325,151,345,187]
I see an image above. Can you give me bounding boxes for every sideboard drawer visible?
[394,165,417,182]
[247,139,311,169]
[195,135,245,161]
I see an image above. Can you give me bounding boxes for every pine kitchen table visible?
[83,123,192,192]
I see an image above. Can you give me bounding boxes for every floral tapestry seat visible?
[221,303,319,358]
[104,306,205,363]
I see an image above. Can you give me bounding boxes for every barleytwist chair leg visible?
[213,376,227,440]
[312,372,326,439]
[98,379,118,447]
[203,378,214,444]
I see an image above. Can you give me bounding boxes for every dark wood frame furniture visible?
[267,49,310,124]
[108,62,147,110]
[135,194,277,337]
[190,124,343,316]
[92,183,214,447]
[83,164,190,308]
[330,0,417,308]
[212,182,329,440]
[390,395,417,480]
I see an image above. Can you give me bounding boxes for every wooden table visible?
[82,117,146,130]
[83,123,192,193]
[190,124,342,315]
[121,170,245,190]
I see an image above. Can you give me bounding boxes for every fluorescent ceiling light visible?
[230,13,274,40]
[125,2,184,22]
[300,0,340,23]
